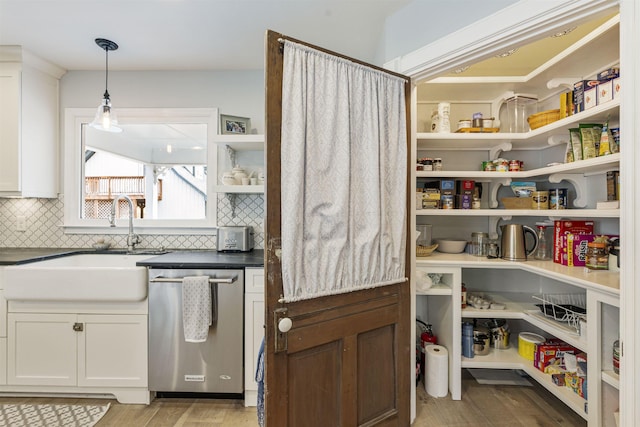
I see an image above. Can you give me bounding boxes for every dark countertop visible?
[0,248,80,265]
[136,249,265,269]
[0,248,264,268]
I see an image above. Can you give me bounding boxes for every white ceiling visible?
[0,0,412,71]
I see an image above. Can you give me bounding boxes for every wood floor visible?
[0,370,586,426]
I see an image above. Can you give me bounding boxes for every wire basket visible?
[527,109,561,130]
[532,293,586,332]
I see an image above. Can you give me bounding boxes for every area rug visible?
[468,368,532,386]
[0,403,110,427]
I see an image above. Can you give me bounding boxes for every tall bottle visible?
[533,222,551,260]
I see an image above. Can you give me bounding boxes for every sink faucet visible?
[109,195,141,251]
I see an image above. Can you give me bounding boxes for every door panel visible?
[265,30,411,426]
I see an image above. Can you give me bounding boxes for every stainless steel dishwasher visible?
[148,268,244,394]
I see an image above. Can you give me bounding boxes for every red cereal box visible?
[553,220,594,264]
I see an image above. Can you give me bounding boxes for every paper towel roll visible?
[425,344,448,398]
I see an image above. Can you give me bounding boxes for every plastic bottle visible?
[462,322,474,358]
[461,283,467,308]
[533,222,551,260]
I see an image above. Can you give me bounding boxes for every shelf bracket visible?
[489,178,512,208]
[225,144,237,167]
[547,78,580,91]
[488,216,503,240]
[549,173,587,208]
[225,193,238,217]
[489,142,512,160]
[490,90,515,129]
[547,134,569,147]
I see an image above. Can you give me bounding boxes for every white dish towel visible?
[182,276,212,343]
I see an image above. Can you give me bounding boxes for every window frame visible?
[63,107,218,234]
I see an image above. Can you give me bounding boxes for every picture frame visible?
[220,114,251,135]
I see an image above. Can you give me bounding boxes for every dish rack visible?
[532,293,586,332]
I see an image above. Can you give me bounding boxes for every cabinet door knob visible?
[73,322,84,332]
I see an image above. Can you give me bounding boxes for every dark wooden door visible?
[264,31,412,426]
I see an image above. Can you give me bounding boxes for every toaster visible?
[216,226,254,252]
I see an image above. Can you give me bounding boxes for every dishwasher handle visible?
[149,276,238,284]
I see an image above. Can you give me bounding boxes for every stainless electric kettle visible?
[500,224,538,261]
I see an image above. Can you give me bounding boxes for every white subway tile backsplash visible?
[0,194,265,250]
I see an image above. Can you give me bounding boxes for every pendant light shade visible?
[89,38,122,133]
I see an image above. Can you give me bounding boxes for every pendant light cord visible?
[104,47,110,99]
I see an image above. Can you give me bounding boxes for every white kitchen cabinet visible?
[77,314,147,388]
[0,269,8,385]
[244,267,264,407]
[7,313,77,386]
[0,46,64,198]
[7,313,147,388]
[409,11,620,426]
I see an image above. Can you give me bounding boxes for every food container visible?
[549,188,568,209]
[504,94,538,133]
[531,191,549,209]
[458,119,472,130]
[518,332,545,361]
[481,118,494,128]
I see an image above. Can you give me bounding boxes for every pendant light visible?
[89,38,122,133]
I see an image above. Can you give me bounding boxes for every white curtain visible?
[280,40,407,302]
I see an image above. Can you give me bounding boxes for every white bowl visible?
[436,239,467,253]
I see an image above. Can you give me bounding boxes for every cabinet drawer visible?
[245,268,264,294]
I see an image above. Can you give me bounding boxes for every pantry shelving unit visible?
[412,12,620,427]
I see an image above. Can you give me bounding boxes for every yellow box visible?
[518,332,545,361]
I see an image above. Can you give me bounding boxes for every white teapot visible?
[221,171,237,185]
[232,166,248,182]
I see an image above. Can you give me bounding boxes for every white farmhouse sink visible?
[4,254,154,302]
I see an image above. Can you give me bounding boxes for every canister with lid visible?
[586,241,608,269]
[470,232,489,257]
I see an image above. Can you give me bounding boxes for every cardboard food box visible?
[613,77,621,99]
[565,372,587,399]
[440,179,456,195]
[597,67,620,81]
[573,80,599,113]
[597,80,613,105]
[455,180,475,195]
[456,194,472,209]
[536,343,577,373]
[553,220,595,264]
[584,85,597,110]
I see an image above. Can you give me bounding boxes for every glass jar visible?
[586,241,608,270]
[470,232,489,257]
[433,158,443,171]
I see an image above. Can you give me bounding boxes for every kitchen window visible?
[63,108,218,234]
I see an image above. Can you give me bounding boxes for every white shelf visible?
[214,185,264,194]
[416,208,619,218]
[460,291,587,352]
[601,370,620,390]
[416,153,620,179]
[417,100,619,152]
[417,252,620,296]
[212,134,264,151]
[461,347,587,420]
[416,284,452,296]
[524,310,587,352]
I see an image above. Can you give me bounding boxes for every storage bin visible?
[504,94,538,133]
[518,332,545,361]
